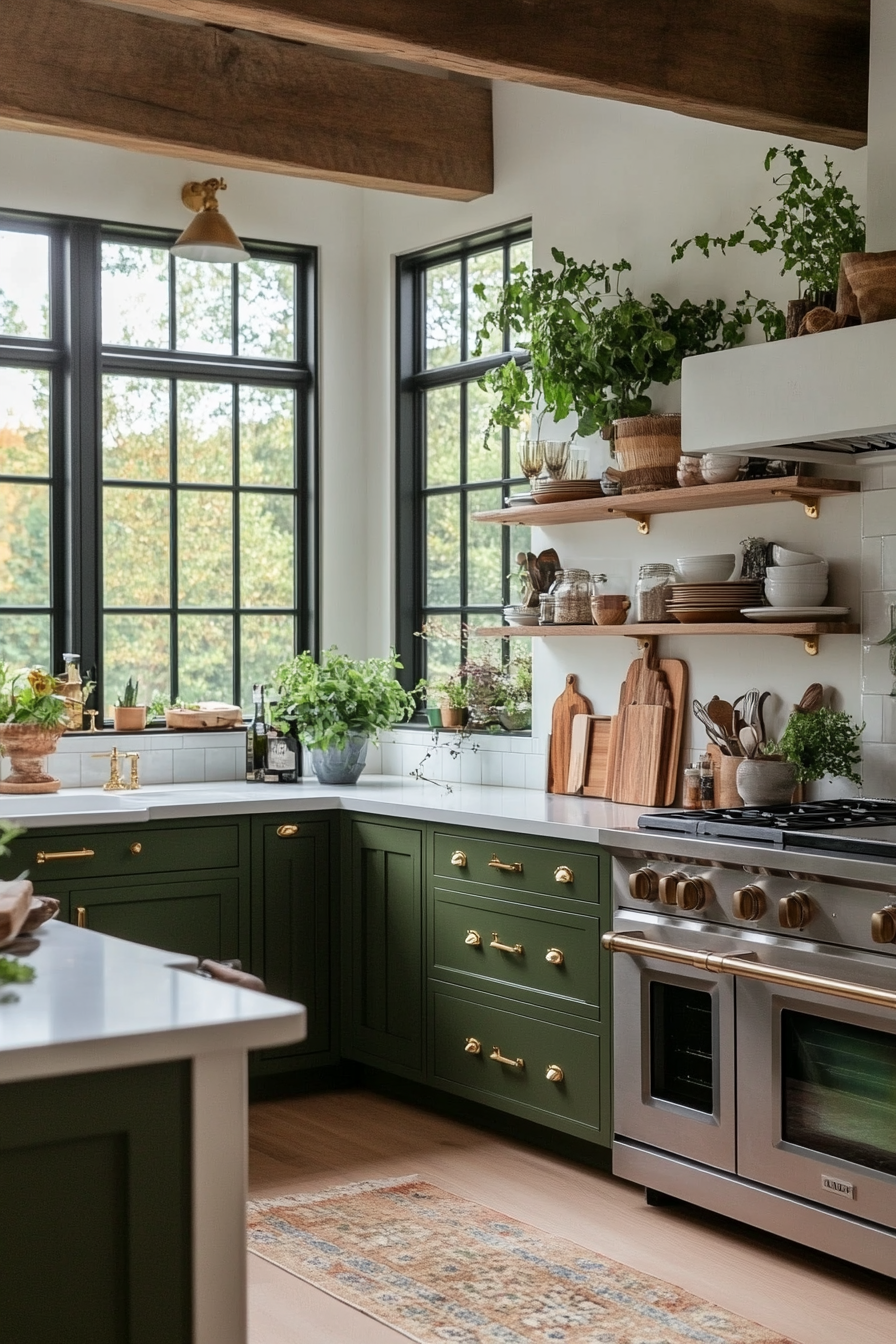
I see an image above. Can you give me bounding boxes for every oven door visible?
[610,909,737,1172]
[737,946,896,1231]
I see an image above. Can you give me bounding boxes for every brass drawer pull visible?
[488,854,523,874]
[465,929,482,947]
[450,849,467,867]
[490,933,524,955]
[76,906,87,928]
[545,947,565,966]
[464,1037,482,1054]
[129,842,142,855]
[36,848,95,865]
[490,1046,524,1069]
[554,865,574,884]
[277,824,299,838]
[545,1064,565,1084]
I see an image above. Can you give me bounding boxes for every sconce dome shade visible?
[171,208,249,263]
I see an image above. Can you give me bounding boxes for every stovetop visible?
[639,799,896,858]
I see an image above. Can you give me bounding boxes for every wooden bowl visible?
[165,703,243,731]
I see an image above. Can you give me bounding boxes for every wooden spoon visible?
[795,683,823,714]
[706,697,735,740]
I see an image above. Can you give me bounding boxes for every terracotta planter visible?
[113,705,147,731]
[0,723,66,794]
[440,707,468,729]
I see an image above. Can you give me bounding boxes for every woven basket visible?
[617,464,678,495]
[612,413,681,473]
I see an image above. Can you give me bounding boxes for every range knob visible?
[871,905,896,944]
[628,868,659,901]
[732,884,766,922]
[676,878,713,911]
[658,872,687,906]
[779,891,813,930]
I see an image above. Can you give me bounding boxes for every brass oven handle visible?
[489,1046,524,1069]
[76,906,87,928]
[488,854,523,874]
[602,931,896,1011]
[36,848,95,865]
[277,824,299,838]
[490,933,524,955]
[450,849,467,868]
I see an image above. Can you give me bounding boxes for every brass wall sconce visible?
[170,178,249,263]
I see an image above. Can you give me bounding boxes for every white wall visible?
[362,83,868,788]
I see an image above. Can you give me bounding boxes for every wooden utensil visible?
[706,696,735,740]
[547,674,593,793]
[795,682,824,713]
[566,714,592,794]
[658,657,688,805]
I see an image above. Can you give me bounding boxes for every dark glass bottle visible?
[246,684,266,782]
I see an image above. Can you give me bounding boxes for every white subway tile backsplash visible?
[863,643,895,696]
[51,754,82,788]
[460,751,482,785]
[80,752,116,787]
[863,535,883,591]
[173,749,206,783]
[510,735,532,754]
[882,536,896,592]
[204,747,241,782]
[863,465,884,492]
[380,744,403,777]
[862,743,896,799]
[525,754,547,790]
[881,463,896,489]
[479,751,504,787]
[139,750,173,785]
[882,695,896,745]
[502,754,526,789]
[862,590,896,644]
[863,694,885,743]
[862,488,896,537]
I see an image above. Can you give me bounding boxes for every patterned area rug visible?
[247,1176,795,1343]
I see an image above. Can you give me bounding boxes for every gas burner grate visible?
[640,799,896,848]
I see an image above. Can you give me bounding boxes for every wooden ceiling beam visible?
[89,0,869,149]
[0,0,493,199]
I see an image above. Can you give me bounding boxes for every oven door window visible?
[650,982,714,1113]
[782,1010,896,1177]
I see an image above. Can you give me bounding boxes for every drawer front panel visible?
[432,886,602,1015]
[432,988,603,1136]
[432,832,600,903]
[14,823,240,881]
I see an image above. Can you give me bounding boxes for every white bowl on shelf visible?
[701,454,748,483]
[765,561,828,580]
[676,553,736,583]
[770,545,825,567]
[765,580,829,608]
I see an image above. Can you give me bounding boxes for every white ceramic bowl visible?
[765,580,829,608]
[701,454,748,484]
[765,561,828,580]
[676,554,736,583]
[770,545,825,567]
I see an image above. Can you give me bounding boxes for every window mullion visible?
[169,377,178,702]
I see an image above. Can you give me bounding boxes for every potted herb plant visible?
[738,707,863,805]
[495,653,533,732]
[113,678,147,732]
[434,676,469,730]
[270,647,417,784]
[671,143,865,337]
[0,664,69,795]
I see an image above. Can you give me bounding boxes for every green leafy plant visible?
[0,954,36,1004]
[0,664,68,730]
[0,820,24,858]
[429,675,469,711]
[765,708,864,785]
[269,647,417,750]
[147,694,200,719]
[672,144,865,298]
[117,677,141,708]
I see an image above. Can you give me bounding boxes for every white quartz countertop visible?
[0,921,306,1084]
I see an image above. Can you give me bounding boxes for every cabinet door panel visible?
[70,877,240,961]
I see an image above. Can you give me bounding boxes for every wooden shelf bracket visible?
[801,636,820,656]
[771,490,820,519]
[605,508,650,533]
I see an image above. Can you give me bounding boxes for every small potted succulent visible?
[434,676,469,731]
[113,678,147,732]
[0,664,69,795]
[738,707,863,805]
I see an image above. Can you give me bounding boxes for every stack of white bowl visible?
[764,545,828,608]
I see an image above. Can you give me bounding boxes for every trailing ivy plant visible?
[765,708,864,786]
[671,144,865,298]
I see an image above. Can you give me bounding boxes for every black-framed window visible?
[396,223,532,691]
[0,213,317,714]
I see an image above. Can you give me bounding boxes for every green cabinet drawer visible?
[69,876,241,961]
[431,986,606,1142]
[432,831,600,903]
[432,885,603,1018]
[9,822,240,883]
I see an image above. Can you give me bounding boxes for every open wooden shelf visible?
[472,475,858,532]
[475,621,860,657]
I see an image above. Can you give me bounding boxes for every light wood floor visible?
[247,1089,896,1344]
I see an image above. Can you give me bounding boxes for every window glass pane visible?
[466,487,503,605]
[103,377,170,482]
[0,482,50,606]
[463,613,504,669]
[467,248,504,359]
[177,382,232,484]
[240,494,295,608]
[425,385,460,487]
[175,259,232,355]
[101,243,170,348]
[103,487,170,607]
[241,613,295,710]
[421,614,461,684]
[0,613,50,668]
[178,491,233,607]
[425,260,461,368]
[426,493,460,607]
[238,259,295,360]
[239,386,294,486]
[0,230,49,339]
[104,613,170,710]
[466,380,502,484]
[179,614,233,704]
[0,367,50,475]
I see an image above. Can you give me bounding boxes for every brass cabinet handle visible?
[277,824,299,838]
[545,1064,565,1083]
[545,947,565,966]
[450,849,467,868]
[490,933,524,955]
[36,848,95,865]
[129,842,142,855]
[464,1037,481,1054]
[76,906,87,928]
[554,865,574,884]
[602,930,896,1011]
[490,1046,524,1069]
[464,929,483,947]
[488,854,523,874]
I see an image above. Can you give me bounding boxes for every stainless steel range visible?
[599,801,896,1278]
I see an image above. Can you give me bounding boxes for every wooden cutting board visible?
[614,704,668,805]
[658,657,688,806]
[565,714,613,795]
[0,879,34,948]
[547,674,593,793]
[610,643,670,803]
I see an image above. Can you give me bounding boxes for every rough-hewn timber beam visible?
[0,0,493,199]
[89,0,869,149]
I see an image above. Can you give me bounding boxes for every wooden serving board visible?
[614,704,668,805]
[658,657,688,806]
[565,715,614,795]
[547,674,593,793]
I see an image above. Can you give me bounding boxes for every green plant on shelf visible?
[764,708,864,785]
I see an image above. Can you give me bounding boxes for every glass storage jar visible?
[553,567,592,624]
[636,562,677,623]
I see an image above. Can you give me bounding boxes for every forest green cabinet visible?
[67,876,241,962]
